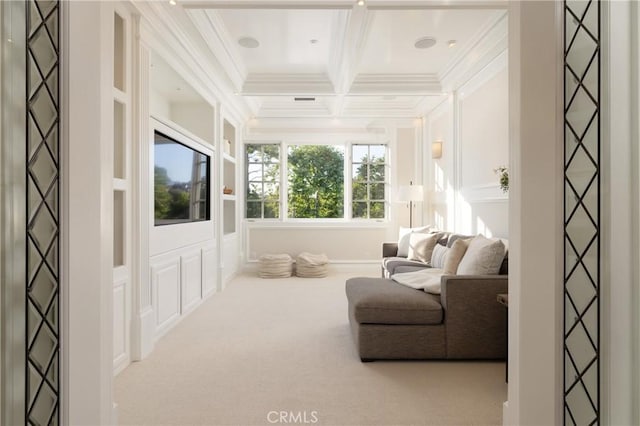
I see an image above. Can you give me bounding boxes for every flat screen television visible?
[154,130,210,226]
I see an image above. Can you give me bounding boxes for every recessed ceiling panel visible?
[358,9,503,75]
[216,9,342,74]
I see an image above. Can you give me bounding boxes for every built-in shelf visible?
[223,199,236,235]
[222,117,237,237]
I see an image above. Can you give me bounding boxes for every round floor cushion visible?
[296,252,329,278]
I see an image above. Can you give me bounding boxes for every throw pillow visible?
[446,233,474,248]
[443,238,470,275]
[430,244,449,269]
[456,235,506,275]
[407,232,444,263]
[397,225,434,257]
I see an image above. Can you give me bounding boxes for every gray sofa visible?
[345,238,508,361]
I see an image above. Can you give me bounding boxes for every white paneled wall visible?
[152,258,181,337]
[180,251,203,315]
[202,247,218,297]
[246,225,388,263]
[426,50,509,238]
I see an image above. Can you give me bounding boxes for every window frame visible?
[245,142,282,220]
[350,143,390,221]
[244,140,390,223]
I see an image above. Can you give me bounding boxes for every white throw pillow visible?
[397,225,434,257]
[407,232,444,263]
[392,268,444,294]
[430,244,449,269]
[456,235,506,275]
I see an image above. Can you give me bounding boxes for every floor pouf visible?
[258,254,294,278]
[296,252,329,278]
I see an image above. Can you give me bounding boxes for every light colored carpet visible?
[115,270,507,426]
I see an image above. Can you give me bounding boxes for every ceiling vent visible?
[294,97,316,101]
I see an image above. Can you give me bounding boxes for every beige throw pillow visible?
[443,238,470,275]
[407,232,444,263]
[397,225,434,257]
[456,235,506,275]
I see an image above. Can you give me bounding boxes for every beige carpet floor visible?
[115,270,507,426]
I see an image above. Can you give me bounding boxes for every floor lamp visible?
[397,182,424,228]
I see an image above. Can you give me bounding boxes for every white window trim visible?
[244,140,391,223]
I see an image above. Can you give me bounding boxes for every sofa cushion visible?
[443,238,470,275]
[397,226,435,257]
[457,235,506,275]
[394,265,432,275]
[407,232,445,263]
[382,257,430,276]
[430,244,449,269]
[346,277,443,325]
[446,233,474,248]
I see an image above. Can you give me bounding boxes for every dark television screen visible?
[154,131,210,226]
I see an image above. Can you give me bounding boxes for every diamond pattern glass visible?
[564,1,600,424]
[27,1,60,424]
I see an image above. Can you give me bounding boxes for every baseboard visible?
[140,308,156,360]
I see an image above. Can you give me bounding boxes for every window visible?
[246,144,280,219]
[244,142,388,221]
[287,145,344,219]
[351,144,387,219]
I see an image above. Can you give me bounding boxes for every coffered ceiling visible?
[164,1,508,119]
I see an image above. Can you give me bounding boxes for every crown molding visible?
[438,10,507,92]
[181,1,354,9]
[132,1,252,121]
[349,73,442,94]
[184,9,247,91]
[364,0,507,9]
[242,73,336,95]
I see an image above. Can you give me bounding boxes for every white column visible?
[505,1,563,424]
[64,1,114,423]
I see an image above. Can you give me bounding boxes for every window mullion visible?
[281,142,287,220]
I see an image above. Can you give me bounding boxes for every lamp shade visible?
[397,185,424,202]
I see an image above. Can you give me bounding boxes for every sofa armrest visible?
[382,242,399,258]
[440,275,508,359]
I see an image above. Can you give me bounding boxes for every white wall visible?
[395,127,421,229]
[243,121,420,264]
[246,225,387,262]
[426,51,509,238]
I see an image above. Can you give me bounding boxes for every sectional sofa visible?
[346,231,508,361]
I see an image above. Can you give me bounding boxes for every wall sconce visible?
[432,140,443,159]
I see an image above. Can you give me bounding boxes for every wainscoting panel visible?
[202,246,217,297]
[152,259,181,335]
[180,251,202,314]
[112,281,129,373]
